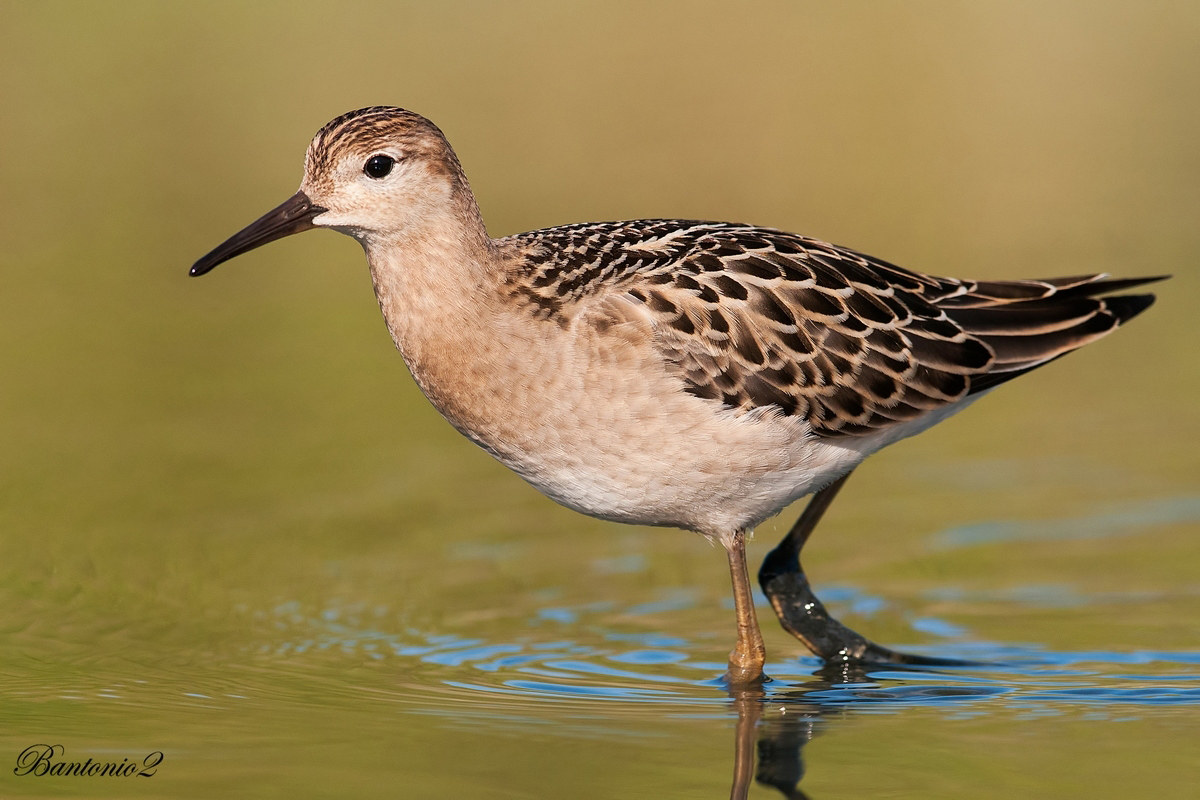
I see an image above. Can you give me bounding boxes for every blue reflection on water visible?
[262,590,1200,719]
[395,636,1200,729]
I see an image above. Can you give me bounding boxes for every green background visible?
[2,2,1198,797]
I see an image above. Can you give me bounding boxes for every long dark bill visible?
[190,192,327,276]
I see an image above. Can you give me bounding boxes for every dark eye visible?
[364,154,395,179]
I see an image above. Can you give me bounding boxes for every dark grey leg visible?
[758,472,963,666]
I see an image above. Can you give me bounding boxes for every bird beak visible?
[190,191,328,276]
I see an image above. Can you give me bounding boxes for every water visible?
[8,576,1200,796]
[3,2,1199,798]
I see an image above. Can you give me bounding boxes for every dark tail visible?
[936,274,1166,393]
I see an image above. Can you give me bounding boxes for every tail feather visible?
[940,274,1168,309]
[941,275,1165,394]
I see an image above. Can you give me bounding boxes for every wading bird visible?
[192,107,1160,684]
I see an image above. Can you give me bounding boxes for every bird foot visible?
[759,547,973,668]
[724,648,769,687]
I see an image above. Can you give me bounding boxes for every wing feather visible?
[502,221,1162,438]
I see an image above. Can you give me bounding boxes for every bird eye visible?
[363,154,395,179]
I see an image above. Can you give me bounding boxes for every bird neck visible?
[361,186,501,366]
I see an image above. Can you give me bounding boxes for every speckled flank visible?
[501,220,1156,437]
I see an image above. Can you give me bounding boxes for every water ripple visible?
[238,596,1200,722]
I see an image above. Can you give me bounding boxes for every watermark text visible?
[14,745,162,777]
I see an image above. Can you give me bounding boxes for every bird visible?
[191,106,1162,684]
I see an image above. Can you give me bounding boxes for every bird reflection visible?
[727,662,899,800]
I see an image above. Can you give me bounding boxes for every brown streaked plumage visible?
[191,106,1163,684]
[503,220,1158,437]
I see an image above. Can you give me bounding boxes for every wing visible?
[503,220,1161,438]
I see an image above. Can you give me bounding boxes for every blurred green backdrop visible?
[1,2,1198,798]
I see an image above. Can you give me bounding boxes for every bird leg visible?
[759,471,953,665]
[725,528,767,685]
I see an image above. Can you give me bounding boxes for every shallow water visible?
[3,2,1199,798]
[8,571,1200,797]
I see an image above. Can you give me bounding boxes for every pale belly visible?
[395,299,969,543]
[424,342,869,539]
